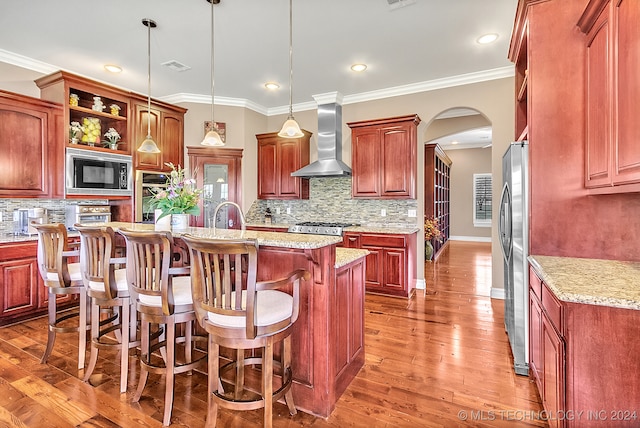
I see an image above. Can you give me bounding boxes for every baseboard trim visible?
[491,287,505,299]
[449,235,492,243]
[415,279,426,290]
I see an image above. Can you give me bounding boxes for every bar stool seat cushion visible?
[138,276,193,307]
[207,289,293,328]
[88,268,128,292]
[45,262,82,282]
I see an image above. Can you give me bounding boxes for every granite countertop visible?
[335,248,369,269]
[107,222,342,250]
[528,255,640,310]
[245,222,419,235]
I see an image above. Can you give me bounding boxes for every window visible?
[473,173,492,227]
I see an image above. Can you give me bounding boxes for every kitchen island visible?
[106,222,367,418]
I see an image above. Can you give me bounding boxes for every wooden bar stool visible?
[33,223,88,370]
[181,234,310,428]
[75,224,139,393]
[119,228,206,427]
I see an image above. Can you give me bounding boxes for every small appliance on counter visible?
[65,204,112,230]
[13,208,48,235]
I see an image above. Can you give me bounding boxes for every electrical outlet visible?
[286,207,291,214]
[276,207,281,214]
[0,212,2,222]
[408,209,417,218]
[380,209,387,217]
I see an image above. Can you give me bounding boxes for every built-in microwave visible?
[66,147,133,197]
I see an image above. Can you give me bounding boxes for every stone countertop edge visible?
[335,248,369,269]
[528,255,640,310]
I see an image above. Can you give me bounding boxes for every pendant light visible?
[138,18,161,154]
[201,0,224,146]
[277,0,304,138]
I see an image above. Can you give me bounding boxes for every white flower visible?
[104,127,121,143]
[69,121,83,137]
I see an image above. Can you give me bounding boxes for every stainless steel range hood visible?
[291,95,351,177]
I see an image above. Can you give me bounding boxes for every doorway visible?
[187,147,243,228]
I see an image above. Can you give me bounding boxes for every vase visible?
[171,213,190,230]
[70,137,79,144]
[155,209,171,231]
[425,240,434,261]
[109,142,118,150]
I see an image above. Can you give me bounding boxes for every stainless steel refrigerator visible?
[499,141,529,375]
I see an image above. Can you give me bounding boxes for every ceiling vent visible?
[387,0,416,10]
[161,60,191,72]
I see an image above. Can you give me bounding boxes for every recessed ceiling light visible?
[477,33,499,44]
[350,63,367,72]
[451,141,459,145]
[264,82,280,90]
[104,64,122,73]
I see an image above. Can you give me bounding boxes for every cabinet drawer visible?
[360,234,405,248]
[542,284,563,335]
[529,266,543,300]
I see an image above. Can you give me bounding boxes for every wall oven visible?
[66,147,133,197]
[135,170,168,223]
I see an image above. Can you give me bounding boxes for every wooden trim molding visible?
[577,0,609,33]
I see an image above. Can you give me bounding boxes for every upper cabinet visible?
[132,98,186,172]
[0,90,63,198]
[578,0,640,193]
[347,115,420,199]
[36,71,132,155]
[256,130,310,200]
[35,71,186,174]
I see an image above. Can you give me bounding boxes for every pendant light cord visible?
[210,0,215,124]
[288,0,293,117]
[146,19,152,137]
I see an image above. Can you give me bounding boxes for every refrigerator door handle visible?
[498,182,512,263]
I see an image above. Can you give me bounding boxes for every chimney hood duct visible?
[291,98,351,177]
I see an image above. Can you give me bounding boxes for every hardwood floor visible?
[0,240,544,427]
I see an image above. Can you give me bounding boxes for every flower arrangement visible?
[150,163,202,220]
[424,217,442,242]
[69,121,83,140]
[104,127,121,144]
[109,104,121,116]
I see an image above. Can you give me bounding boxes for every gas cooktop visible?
[287,222,358,236]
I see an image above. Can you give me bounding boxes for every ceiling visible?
[0,0,517,147]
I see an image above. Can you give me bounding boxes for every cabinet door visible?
[584,6,612,188]
[257,138,278,199]
[382,248,406,292]
[542,315,565,428]
[161,110,184,169]
[278,139,303,198]
[0,258,39,320]
[612,0,640,185]
[363,248,382,289]
[381,123,415,198]
[0,97,55,197]
[351,128,380,197]
[134,104,163,170]
[529,291,543,393]
[343,233,360,248]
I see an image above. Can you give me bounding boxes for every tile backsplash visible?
[245,177,418,227]
[0,198,108,233]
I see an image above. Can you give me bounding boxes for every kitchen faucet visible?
[211,201,246,234]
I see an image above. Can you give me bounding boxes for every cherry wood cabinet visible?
[579,0,640,192]
[424,143,452,258]
[256,130,310,200]
[529,264,640,427]
[133,99,186,172]
[333,254,365,398]
[36,70,186,175]
[347,115,420,199]
[36,71,132,155]
[343,231,417,298]
[0,90,63,198]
